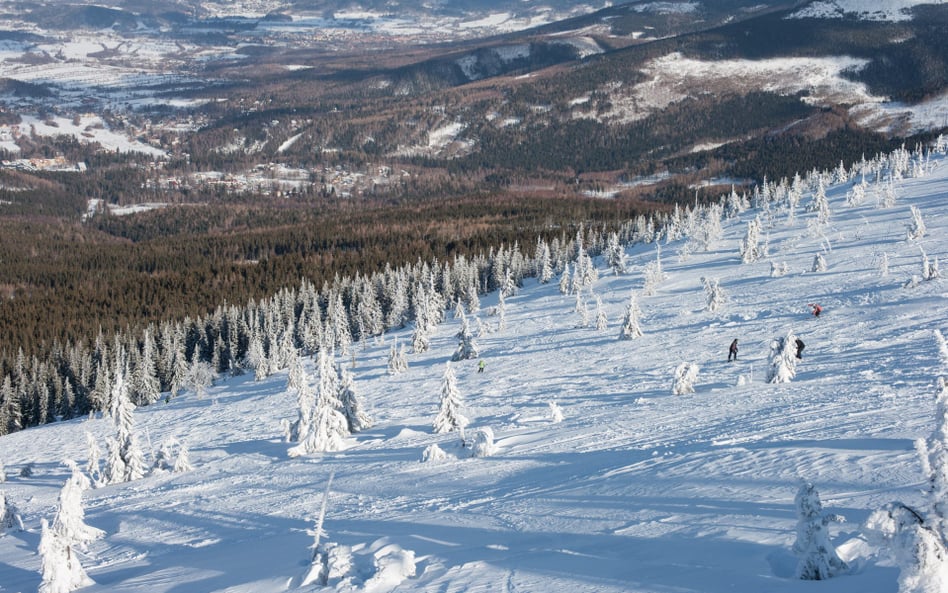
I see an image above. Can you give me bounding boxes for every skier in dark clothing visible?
[795,338,805,359]
[728,339,739,362]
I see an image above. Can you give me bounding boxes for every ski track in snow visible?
[2,147,948,592]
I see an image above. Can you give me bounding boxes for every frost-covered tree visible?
[792,481,848,580]
[642,248,664,296]
[451,313,480,362]
[812,252,827,273]
[878,252,890,277]
[671,362,699,395]
[908,206,927,241]
[37,517,94,593]
[740,216,765,264]
[184,350,215,398]
[154,437,192,473]
[865,502,948,593]
[84,432,103,487]
[916,378,948,541]
[574,292,589,328]
[548,401,564,423]
[766,331,800,384]
[605,232,627,275]
[387,339,409,375]
[619,291,644,340]
[52,461,104,551]
[433,362,468,434]
[936,331,948,368]
[1,490,24,532]
[808,177,831,226]
[289,349,349,456]
[595,296,608,331]
[921,248,940,281]
[847,177,868,207]
[245,331,269,381]
[703,277,727,313]
[536,239,554,284]
[337,366,372,433]
[109,367,145,482]
[469,427,496,458]
[770,261,788,278]
[558,263,571,296]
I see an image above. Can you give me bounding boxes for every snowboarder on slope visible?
[795,338,805,359]
[478,359,486,373]
[728,339,739,362]
[808,303,822,317]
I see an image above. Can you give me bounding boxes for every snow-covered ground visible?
[2,142,948,591]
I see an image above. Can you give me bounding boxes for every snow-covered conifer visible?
[808,177,831,226]
[908,205,927,241]
[703,277,727,313]
[289,349,348,456]
[549,401,564,423]
[916,377,948,541]
[605,232,627,275]
[451,313,480,361]
[184,350,215,398]
[642,251,664,296]
[245,332,269,382]
[536,239,554,284]
[847,177,868,207]
[387,339,408,375]
[574,292,589,328]
[52,461,104,551]
[619,291,644,340]
[173,441,193,473]
[433,362,468,434]
[922,249,940,281]
[672,362,699,395]
[770,261,788,278]
[792,481,847,580]
[878,252,890,277]
[496,290,507,331]
[338,366,372,433]
[936,330,948,368]
[766,332,799,384]
[1,490,24,532]
[38,517,94,593]
[865,502,948,593]
[740,217,765,264]
[812,252,827,273]
[422,444,448,462]
[595,296,608,331]
[558,263,571,296]
[85,432,102,487]
[110,367,145,482]
[469,427,496,458]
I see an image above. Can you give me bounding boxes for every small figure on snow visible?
[478,359,486,373]
[795,338,805,359]
[728,339,739,362]
[808,303,822,318]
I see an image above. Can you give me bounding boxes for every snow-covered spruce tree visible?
[433,362,468,434]
[387,339,409,375]
[595,296,608,331]
[792,481,848,580]
[847,176,868,207]
[771,261,788,278]
[337,366,372,433]
[671,362,699,395]
[618,291,644,340]
[469,427,496,458]
[916,377,948,541]
[410,293,431,354]
[184,349,215,398]
[808,177,831,227]
[642,251,664,296]
[110,366,146,483]
[1,490,25,532]
[812,252,827,273]
[52,461,104,551]
[936,330,948,368]
[549,401,564,423]
[864,502,948,593]
[536,239,554,284]
[37,517,94,593]
[574,292,589,328]
[908,205,927,241]
[740,216,765,264]
[702,277,727,313]
[84,432,103,487]
[558,263,571,296]
[154,437,192,473]
[766,331,799,384]
[605,231,627,275]
[496,289,507,331]
[922,248,940,281]
[289,349,349,457]
[451,313,480,362]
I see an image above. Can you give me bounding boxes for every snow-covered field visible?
[2,141,948,591]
